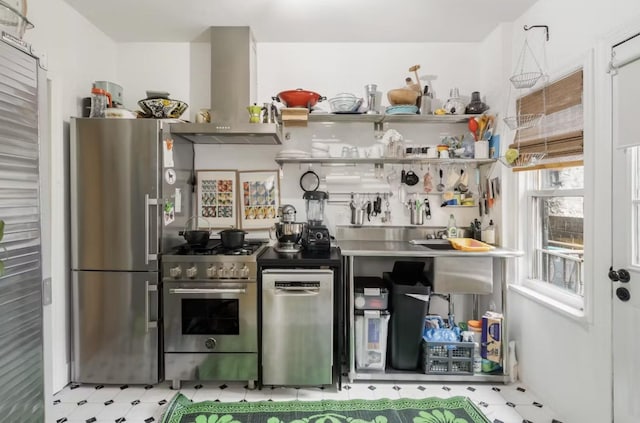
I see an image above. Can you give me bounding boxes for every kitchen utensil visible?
[89,88,110,118]
[456,168,469,193]
[443,88,465,115]
[0,0,33,39]
[409,65,422,91]
[94,81,123,107]
[400,169,406,184]
[274,89,326,109]
[465,91,489,114]
[351,207,365,225]
[299,170,320,192]
[410,205,424,225]
[328,93,359,112]
[278,204,297,223]
[423,168,433,193]
[270,222,306,245]
[138,97,188,119]
[366,201,372,221]
[425,198,432,219]
[373,195,382,216]
[387,89,420,106]
[247,103,263,123]
[468,117,479,141]
[364,84,379,114]
[218,229,247,249]
[405,170,419,186]
[437,169,445,192]
[181,216,211,247]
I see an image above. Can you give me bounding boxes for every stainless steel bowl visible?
[274,222,306,244]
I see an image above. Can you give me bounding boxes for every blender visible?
[270,204,306,253]
[302,191,331,252]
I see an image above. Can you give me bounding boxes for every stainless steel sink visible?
[409,240,494,294]
[421,243,456,250]
[409,239,456,250]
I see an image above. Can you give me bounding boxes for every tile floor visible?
[52,381,565,423]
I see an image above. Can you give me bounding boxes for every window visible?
[523,166,585,309]
[511,66,586,313]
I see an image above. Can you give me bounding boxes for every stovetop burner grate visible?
[173,240,265,256]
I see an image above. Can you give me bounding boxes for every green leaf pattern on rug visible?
[265,414,388,423]
[414,409,468,423]
[193,414,241,423]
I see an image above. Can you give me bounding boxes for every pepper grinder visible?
[365,84,379,114]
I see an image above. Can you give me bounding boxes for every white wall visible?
[24,0,119,400]
[505,1,640,422]
[188,42,500,234]
[117,43,191,111]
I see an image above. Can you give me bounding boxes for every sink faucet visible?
[435,230,448,239]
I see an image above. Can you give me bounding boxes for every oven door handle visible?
[169,288,246,294]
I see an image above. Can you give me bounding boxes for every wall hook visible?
[524,24,549,41]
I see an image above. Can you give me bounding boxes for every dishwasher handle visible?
[275,286,320,296]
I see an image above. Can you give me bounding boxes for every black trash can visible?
[384,261,431,370]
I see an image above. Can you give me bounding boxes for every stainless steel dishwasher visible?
[261,268,334,386]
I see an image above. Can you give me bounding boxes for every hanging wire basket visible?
[509,71,543,89]
[498,151,546,168]
[503,113,544,131]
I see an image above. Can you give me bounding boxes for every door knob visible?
[609,267,631,283]
[616,287,631,302]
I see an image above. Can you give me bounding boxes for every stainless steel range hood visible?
[170,27,281,145]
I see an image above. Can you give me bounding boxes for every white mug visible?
[440,150,450,159]
[426,147,438,158]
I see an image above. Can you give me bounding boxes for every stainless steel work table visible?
[337,239,523,384]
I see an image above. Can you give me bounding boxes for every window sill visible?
[509,284,589,325]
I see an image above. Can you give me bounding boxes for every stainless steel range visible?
[163,240,267,390]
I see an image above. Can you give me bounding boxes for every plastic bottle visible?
[473,342,482,373]
[447,214,457,238]
[481,219,495,244]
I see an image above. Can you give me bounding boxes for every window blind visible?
[509,69,584,171]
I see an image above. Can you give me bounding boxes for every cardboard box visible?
[481,311,503,364]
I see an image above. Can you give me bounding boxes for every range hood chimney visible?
[170,27,282,145]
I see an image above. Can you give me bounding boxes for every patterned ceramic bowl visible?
[138,98,188,119]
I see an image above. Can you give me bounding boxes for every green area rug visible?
[160,393,491,423]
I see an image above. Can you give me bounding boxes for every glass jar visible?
[89,87,108,118]
[443,88,466,115]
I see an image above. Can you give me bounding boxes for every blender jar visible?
[303,191,328,226]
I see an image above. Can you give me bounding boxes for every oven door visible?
[163,281,257,353]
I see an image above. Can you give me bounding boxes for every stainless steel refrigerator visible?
[70,118,193,384]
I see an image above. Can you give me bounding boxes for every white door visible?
[611,34,640,423]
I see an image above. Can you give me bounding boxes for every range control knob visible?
[240,265,250,279]
[186,265,198,279]
[229,264,238,278]
[220,265,229,278]
[169,266,182,279]
[206,265,217,279]
[315,231,324,240]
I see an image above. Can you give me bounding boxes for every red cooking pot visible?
[273,89,326,109]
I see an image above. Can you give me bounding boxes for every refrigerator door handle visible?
[145,281,158,333]
[145,194,159,264]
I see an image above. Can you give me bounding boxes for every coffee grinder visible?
[302,191,331,252]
